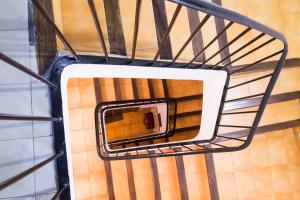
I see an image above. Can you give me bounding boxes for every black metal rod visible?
[221,37,276,69]
[193,142,208,149]
[217,135,246,142]
[211,32,265,68]
[131,0,142,61]
[199,27,251,67]
[221,110,258,115]
[230,50,283,74]
[169,146,178,152]
[146,149,151,154]
[228,73,273,89]
[152,4,182,62]
[210,142,229,148]
[157,148,164,154]
[0,113,60,121]
[218,124,252,128]
[182,145,194,151]
[51,184,68,200]
[225,93,264,103]
[0,151,64,191]
[0,52,56,88]
[31,0,78,60]
[171,14,211,64]
[88,0,109,62]
[186,21,234,66]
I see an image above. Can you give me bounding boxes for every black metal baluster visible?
[221,37,276,69]
[210,142,229,148]
[152,4,182,63]
[193,142,208,149]
[211,33,265,68]
[225,93,265,103]
[199,27,251,67]
[131,0,142,62]
[88,0,109,62]
[0,113,60,121]
[228,73,273,89]
[218,125,252,129]
[31,0,78,60]
[185,21,234,67]
[0,151,64,191]
[217,135,245,142]
[183,22,233,67]
[171,14,211,64]
[182,145,194,151]
[51,184,69,200]
[221,110,258,115]
[230,50,283,74]
[0,52,56,88]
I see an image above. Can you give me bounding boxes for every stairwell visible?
[0,0,300,199]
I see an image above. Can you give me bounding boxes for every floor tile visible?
[35,192,56,200]
[216,172,238,200]
[33,136,57,194]
[0,83,32,114]
[68,85,81,109]
[0,83,33,140]
[0,0,28,31]
[82,107,96,130]
[235,170,257,200]
[0,120,33,141]
[0,139,35,198]
[31,82,53,137]
[0,30,31,84]
[71,130,86,154]
[69,108,84,131]
[271,165,292,194]
[74,175,92,199]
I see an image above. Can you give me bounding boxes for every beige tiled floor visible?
[68,78,108,200]
[105,107,155,141]
[214,128,300,200]
[222,0,300,59]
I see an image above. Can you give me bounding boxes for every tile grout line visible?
[27,16,38,198]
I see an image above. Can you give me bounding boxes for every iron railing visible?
[95,98,177,155]
[0,0,287,198]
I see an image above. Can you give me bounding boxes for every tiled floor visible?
[214,128,300,200]
[105,107,156,141]
[67,78,108,199]
[0,0,57,198]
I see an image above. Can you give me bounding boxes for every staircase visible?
[1,0,299,200]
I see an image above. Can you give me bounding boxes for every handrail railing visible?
[0,0,288,198]
[0,52,56,88]
[0,151,64,191]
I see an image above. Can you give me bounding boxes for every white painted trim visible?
[60,64,227,199]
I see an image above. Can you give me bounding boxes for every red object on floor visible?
[144,112,154,129]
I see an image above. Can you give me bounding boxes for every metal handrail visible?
[0,0,288,198]
[0,151,64,191]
